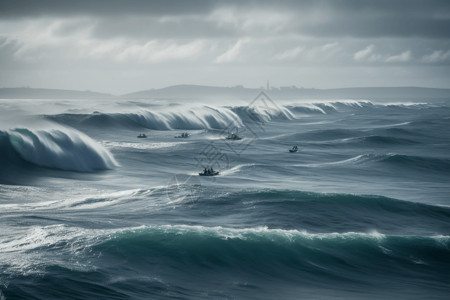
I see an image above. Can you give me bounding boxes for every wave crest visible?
[47,104,297,130]
[3,127,117,172]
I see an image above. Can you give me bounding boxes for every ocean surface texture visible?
[0,96,449,299]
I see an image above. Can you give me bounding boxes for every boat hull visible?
[199,172,219,176]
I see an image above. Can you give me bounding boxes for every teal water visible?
[0,98,449,299]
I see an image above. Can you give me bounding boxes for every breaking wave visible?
[0,127,117,173]
[47,106,242,130]
[46,104,297,130]
[287,100,374,114]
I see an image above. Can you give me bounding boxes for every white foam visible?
[101,141,186,150]
[8,127,118,172]
[294,154,369,168]
[221,163,256,176]
[127,106,243,130]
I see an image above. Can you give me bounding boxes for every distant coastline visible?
[1,85,450,100]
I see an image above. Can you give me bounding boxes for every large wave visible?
[3,223,449,275]
[93,225,450,289]
[231,105,295,122]
[46,104,298,131]
[44,100,441,131]
[47,106,244,130]
[287,100,374,114]
[0,127,117,172]
[2,223,448,299]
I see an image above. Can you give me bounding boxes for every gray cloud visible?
[2,0,449,39]
[90,17,238,40]
[0,0,216,18]
[0,0,449,92]
[300,16,450,39]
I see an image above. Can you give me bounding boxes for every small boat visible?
[225,132,242,140]
[289,146,298,152]
[137,133,147,138]
[199,168,219,176]
[175,132,190,138]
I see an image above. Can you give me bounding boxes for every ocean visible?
[0,94,449,299]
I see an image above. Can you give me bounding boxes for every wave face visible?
[161,188,450,235]
[96,225,450,276]
[47,106,244,130]
[2,223,449,299]
[1,127,117,172]
[288,100,374,114]
[46,104,298,131]
[231,105,295,122]
[44,101,437,132]
[124,106,242,130]
[93,224,450,296]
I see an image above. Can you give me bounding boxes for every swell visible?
[10,223,444,279]
[70,186,450,235]
[94,225,450,284]
[0,127,117,174]
[179,189,450,234]
[345,135,420,146]
[287,100,450,115]
[293,128,363,141]
[378,153,450,172]
[293,152,450,174]
[46,107,238,131]
[287,100,374,114]
[231,105,294,122]
[287,126,420,144]
[46,107,241,130]
[231,189,450,217]
[45,104,298,131]
[3,224,450,299]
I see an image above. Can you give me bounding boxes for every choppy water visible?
[0,96,449,299]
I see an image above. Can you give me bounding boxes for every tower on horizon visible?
[266,80,270,91]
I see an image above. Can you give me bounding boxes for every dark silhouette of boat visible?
[199,167,219,176]
[289,145,298,152]
[137,133,147,138]
[175,132,190,138]
[225,130,242,140]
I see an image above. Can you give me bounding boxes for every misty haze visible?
[1,1,450,299]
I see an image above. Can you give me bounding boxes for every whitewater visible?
[0,96,449,299]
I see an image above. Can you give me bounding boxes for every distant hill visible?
[1,85,449,101]
[122,85,257,100]
[122,85,450,101]
[0,87,116,99]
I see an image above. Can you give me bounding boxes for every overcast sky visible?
[1,0,449,94]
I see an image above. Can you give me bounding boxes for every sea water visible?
[0,96,449,299]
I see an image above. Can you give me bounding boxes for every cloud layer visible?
[1,0,449,93]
